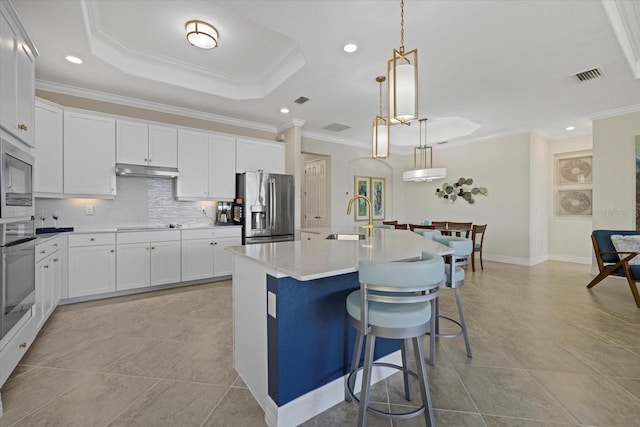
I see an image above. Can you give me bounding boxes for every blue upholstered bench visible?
[588,230,640,308]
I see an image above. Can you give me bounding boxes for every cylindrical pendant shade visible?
[372,116,390,158]
[388,48,418,123]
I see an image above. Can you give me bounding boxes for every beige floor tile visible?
[454,365,576,423]
[164,341,238,386]
[11,373,156,427]
[107,379,227,427]
[102,339,197,378]
[20,330,96,366]
[300,400,391,426]
[5,365,33,382]
[201,387,266,427]
[441,335,520,368]
[530,369,640,426]
[0,367,94,427]
[390,409,485,427]
[609,376,640,399]
[38,334,145,371]
[483,414,581,426]
[562,343,640,378]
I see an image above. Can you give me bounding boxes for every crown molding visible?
[36,80,278,133]
[589,102,640,120]
[602,0,640,79]
[277,119,306,132]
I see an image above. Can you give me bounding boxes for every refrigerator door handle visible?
[269,179,276,230]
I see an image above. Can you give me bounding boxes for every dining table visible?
[431,223,472,237]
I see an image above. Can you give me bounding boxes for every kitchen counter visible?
[228,226,452,281]
[229,227,453,427]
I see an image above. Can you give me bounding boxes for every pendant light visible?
[388,0,418,124]
[372,76,390,159]
[403,118,447,182]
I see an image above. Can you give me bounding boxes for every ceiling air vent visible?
[573,68,604,82]
[294,96,310,104]
[323,123,351,132]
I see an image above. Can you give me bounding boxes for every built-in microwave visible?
[1,138,34,219]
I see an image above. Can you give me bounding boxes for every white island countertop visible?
[227,226,453,281]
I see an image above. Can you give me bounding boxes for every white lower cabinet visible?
[0,312,35,386]
[35,236,62,330]
[181,228,241,281]
[117,231,181,291]
[68,234,116,298]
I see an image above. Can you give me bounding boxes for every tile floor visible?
[0,260,639,426]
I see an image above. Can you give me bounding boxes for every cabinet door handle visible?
[54,243,58,247]
[90,238,95,241]
[17,124,27,131]
[40,250,46,254]
[151,246,155,250]
[214,242,218,245]
[144,158,148,162]
[210,242,214,245]
[53,258,59,262]
[110,249,115,253]
[19,342,26,348]
[43,265,49,269]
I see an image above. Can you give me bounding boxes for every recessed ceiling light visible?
[566,126,576,131]
[65,55,83,64]
[343,43,358,53]
[280,107,290,114]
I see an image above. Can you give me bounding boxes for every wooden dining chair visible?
[394,223,409,230]
[382,220,398,225]
[471,224,487,272]
[449,222,473,238]
[409,224,435,232]
[431,221,450,235]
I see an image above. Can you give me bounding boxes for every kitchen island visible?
[228,227,453,427]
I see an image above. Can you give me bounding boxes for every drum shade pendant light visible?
[403,118,447,182]
[372,76,390,159]
[186,20,218,49]
[388,0,418,124]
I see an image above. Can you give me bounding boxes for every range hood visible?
[115,163,179,178]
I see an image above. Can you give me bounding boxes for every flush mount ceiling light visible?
[372,76,390,159]
[403,118,447,182]
[388,0,418,124]
[343,42,358,53]
[280,107,290,114]
[185,20,218,49]
[566,126,576,131]
[65,55,83,64]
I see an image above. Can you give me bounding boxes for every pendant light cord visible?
[400,0,405,54]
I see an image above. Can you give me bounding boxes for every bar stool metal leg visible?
[455,288,473,358]
[412,336,435,427]
[357,334,376,427]
[400,339,412,401]
[345,331,364,401]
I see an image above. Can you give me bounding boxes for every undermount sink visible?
[325,233,365,241]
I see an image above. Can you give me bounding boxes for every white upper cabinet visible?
[0,2,36,147]
[117,120,177,168]
[63,111,116,197]
[177,129,235,200]
[236,138,285,174]
[34,100,63,194]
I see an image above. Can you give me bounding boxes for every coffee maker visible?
[216,201,233,225]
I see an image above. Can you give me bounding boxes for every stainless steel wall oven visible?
[1,138,34,219]
[0,220,35,341]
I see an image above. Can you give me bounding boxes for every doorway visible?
[303,156,330,228]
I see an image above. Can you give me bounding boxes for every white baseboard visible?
[547,254,592,265]
[483,253,593,266]
[264,350,402,427]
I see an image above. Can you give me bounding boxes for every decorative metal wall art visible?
[435,177,487,204]
[555,152,592,217]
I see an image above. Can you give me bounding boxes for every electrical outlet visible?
[201,208,207,215]
[85,205,94,215]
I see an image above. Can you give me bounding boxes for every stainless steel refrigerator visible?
[236,172,294,244]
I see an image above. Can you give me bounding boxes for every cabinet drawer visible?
[213,227,241,238]
[35,236,61,263]
[0,312,35,385]
[181,229,215,240]
[117,230,180,244]
[68,233,116,247]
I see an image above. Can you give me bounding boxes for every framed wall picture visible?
[353,176,370,221]
[557,155,592,185]
[557,189,593,216]
[371,177,385,220]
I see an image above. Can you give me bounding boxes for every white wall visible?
[403,133,532,264]
[592,110,640,230]
[548,134,593,264]
[530,133,550,264]
[301,137,407,227]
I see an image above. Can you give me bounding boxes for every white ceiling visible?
[11,0,640,151]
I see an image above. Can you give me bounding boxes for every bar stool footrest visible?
[426,314,464,339]
[346,362,426,420]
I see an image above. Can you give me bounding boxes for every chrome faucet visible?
[346,195,374,236]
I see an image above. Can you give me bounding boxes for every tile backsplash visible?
[35,176,218,230]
